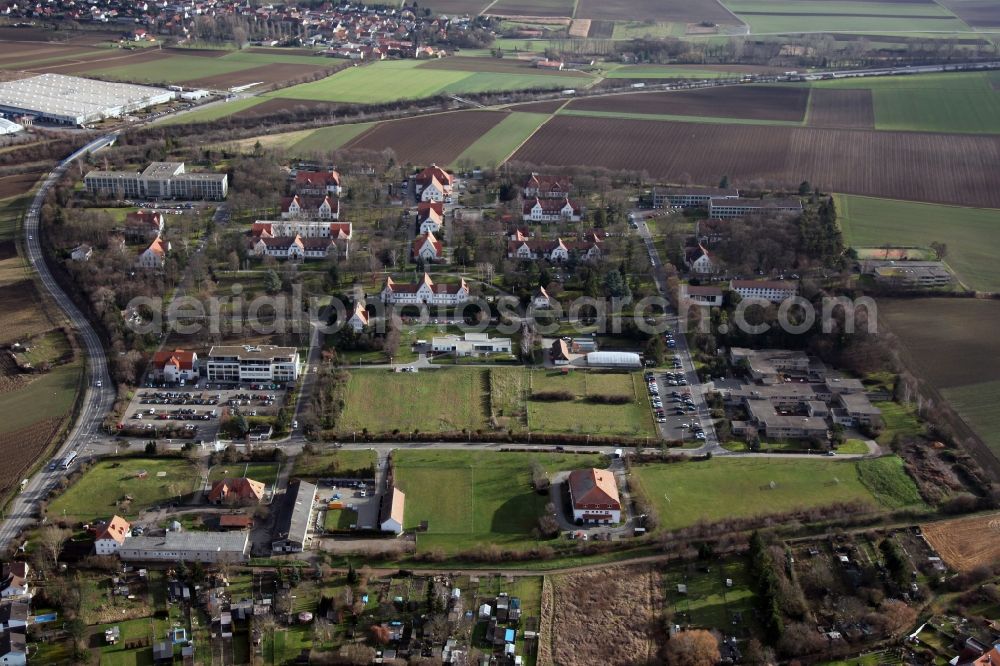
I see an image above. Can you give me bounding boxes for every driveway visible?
[548,459,636,538]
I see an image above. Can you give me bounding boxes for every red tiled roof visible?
[413,231,442,256]
[125,211,163,230]
[415,164,453,187]
[208,478,266,504]
[295,169,340,187]
[568,468,621,509]
[524,173,572,192]
[152,348,196,371]
[95,515,131,545]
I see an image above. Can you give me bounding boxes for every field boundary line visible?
[497,111,560,166]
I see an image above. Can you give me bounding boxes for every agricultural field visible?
[566,86,810,121]
[922,512,1000,571]
[548,566,664,666]
[835,194,1000,292]
[342,110,507,166]
[417,56,590,78]
[807,89,875,129]
[337,368,489,433]
[159,97,266,125]
[811,72,1000,134]
[392,450,604,551]
[879,298,1000,459]
[450,111,551,168]
[524,369,656,438]
[268,58,580,105]
[603,63,779,79]
[631,456,923,531]
[575,0,742,25]
[936,0,1000,26]
[722,0,972,34]
[486,0,576,17]
[511,114,1000,208]
[46,457,201,523]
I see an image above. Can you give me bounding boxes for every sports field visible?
[268,59,580,104]
[47,457,201,522]
[392,450,604,551]
[812,72,1000,134]
[632,456,922,530]
[450,112,550,168]
[835,194,1000,292]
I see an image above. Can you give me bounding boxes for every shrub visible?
[531,390,574,402]
[585,394,631,405]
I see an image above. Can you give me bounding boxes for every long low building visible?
[205,345,299,383]
[272,480,317,553]
[118,531,249,563]
[85,161,227,201]
[432,332,512,356]
[0,73,174,125]
[708,197,802,219]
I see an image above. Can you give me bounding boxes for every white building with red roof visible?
[568,468,621,524]
[684,244,718,274]
[347,301,370,332]
[252,220,351,257]
[522,197,582,223]
[136,236,169,269]
[414,164,454,202]
[248,234,342,261]
[294,169,342,196]
[523,173,572,199]
[280,194,340,220]
[94,515,131,556]
[412,231,443,261]
[151,348,199,382]
[124,210,164,241]
[507,237,602,262]
[416,201,444,234]
[381,273,469,306]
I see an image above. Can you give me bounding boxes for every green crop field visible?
[160,97,265,125]
[632,456,922,530]
[338,368,488,433]
[524,369,656,437]
[941,380,1000,458]
[723,0,971,33]
[393,450,605,551]
[451,112,550,168]
[290,122,375,155]
[812,72,1000,134]
[835,193,1000,292]
[87,54,254,84]
[47,457,201,522]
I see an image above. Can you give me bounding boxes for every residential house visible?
[684,244,718,274]
[379,486,405,535]
[0,564,28,600]
[681,284,723,308]
[136,236,169,269]
[507,237,601,262]
[252,220,352,242]
[151,349,199,383]
[652,186,739,209]
[522,197,582,223]
[205,345,299,383]
[280,194,340,220]
[551,339,571,365]
[0,602,27,632]
[414,164,454,202]
[248,234,342,261]
[70,244,93,262]
[208,478,266,505]
[532,286,552,309]
[836,392,883,428]
[416,201,444,234]
[272,480,317,553]
[568,468,621,524]
[346,301,369,332]
[380,273,469,306]
[739,399,830,440]
[94,515,131,556]
[730,279,798,303]
[412,231,444,262]
[124,211,164,242]
[523,173,572,199]
[431,333,512,356]
[0,629,25,666]
[709,197,802,219]
[294,169,342,196]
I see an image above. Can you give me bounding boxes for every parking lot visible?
[118,381,290,442]
[645,360,707,444]
[315,478,380,531]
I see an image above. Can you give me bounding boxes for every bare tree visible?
[39,526,72,567]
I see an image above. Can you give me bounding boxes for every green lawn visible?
[835,193,1000,292]
[450,112,550,168]
[812,72,1000,134]
[875,400,925,447]
[663,559,756,632]
[941,379,1000,459]
[291,448,377,479]
[47,457,201,522]
[324,508,358,531]
[632,456,922,531]
[525,369,656,438]
[394,450,605,552]
[208,461,280,490]
[838,439,870,454]
[98,617,172,666]
[0,361,81,434]
[338,368,488,433]
[855,455,925,508]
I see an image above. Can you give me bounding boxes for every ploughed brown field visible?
[567,86,810,122]
[587,20,615,38]
[807,89,875,129]
[182,62,334,88]
[0,418,62,501]
[935,0,1000,26]
[0,171,42,199]
[344,110,508,165]
[0,26,125,44]
[922,513,1000,571]
[486,0,574,16]
[417,57,590,77]
[511,115,1000,208]
[575,0,741,24]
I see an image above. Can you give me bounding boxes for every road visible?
[0,133,119,551]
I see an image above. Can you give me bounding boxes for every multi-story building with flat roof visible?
[205,345,299,383]
[653,186,739,209]
[84,162,228,200]
[709,197,802,219]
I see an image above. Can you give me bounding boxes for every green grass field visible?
[450,112,550,168]
[835,193,1000,292]
[208,461,280,489]
[159,97,265,125]
[291,448,377,479]
[289,122,375,155]
[324,507,358,531]
[813,72,1000,134]
[47,457,200,522]
[88,54,255,84]
[393,450,604,551]
[632,456,922,531]
[525,369,656,437]
[339,368,488,433]
[723,0,971,33]
[941,380,1000,459]
[605,65,752,79]
[0,361,81,434]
